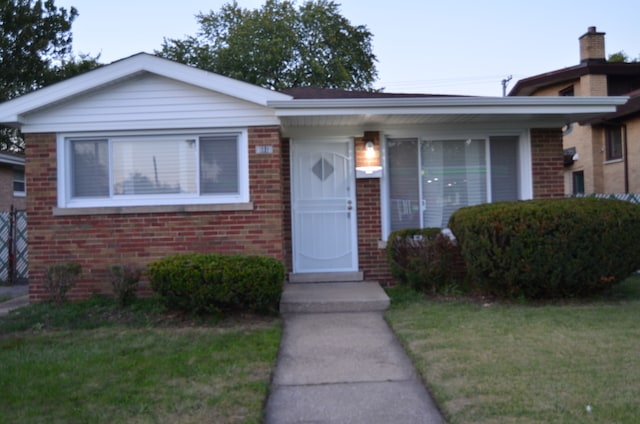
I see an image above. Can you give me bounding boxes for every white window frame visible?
[57,129,249,208]
[380,129,532,239]
[13,168,26,197]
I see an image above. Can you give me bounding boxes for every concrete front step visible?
[280,282,390,314]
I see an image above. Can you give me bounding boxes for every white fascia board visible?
[269,96,628,117]
[0,153,25,166]
[0,53,291,124]
[20,116,283,134]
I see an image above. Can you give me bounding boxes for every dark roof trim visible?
[279,87,460,99]
[582,89,640,124]
[509,62,640,96]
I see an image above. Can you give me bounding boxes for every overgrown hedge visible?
[448,198,640,299]
[147,253,285,314]
[386,228,467,294]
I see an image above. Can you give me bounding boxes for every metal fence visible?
[569,193,640,204]
[0,206,28,284]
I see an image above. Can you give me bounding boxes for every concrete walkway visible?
[265,282,444,424]
[0,284,29,317]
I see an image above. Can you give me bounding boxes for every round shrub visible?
[448,198,640,299]
[386,228,467,294]
[147,253,285,314]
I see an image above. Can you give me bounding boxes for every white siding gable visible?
[21,73,281,133]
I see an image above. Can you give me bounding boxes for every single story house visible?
[0,53,626,301]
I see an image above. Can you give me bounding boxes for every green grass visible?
[385,275,640,424]
[0,297,281,423]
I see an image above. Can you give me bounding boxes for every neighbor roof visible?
[509,61,640,97]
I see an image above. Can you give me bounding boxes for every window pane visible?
[490,136,519,201]
[71,140,109,197]
[113,139,196,195]
[606,126,623,160]
[573,171,585,194]
[200,135,238,194]
[13,169,25,193]
[422,139,486,228]
[388,139,420,231]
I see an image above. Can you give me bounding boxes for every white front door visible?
[291,139,358,273]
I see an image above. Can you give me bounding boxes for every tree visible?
[0,0,100,152]
[608,50,639,63]
[157,0,378,91]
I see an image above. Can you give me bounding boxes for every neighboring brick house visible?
[0,53,624,301]
[0,152,26,211]
[510,27,640,194]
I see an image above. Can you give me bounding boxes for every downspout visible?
[623,124,629,193]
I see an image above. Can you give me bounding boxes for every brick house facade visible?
[510,27,640,195]
[0,53,623,301]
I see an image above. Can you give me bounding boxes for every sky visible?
[54,0,640,96]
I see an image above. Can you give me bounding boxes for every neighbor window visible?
[13,169,25,196]
[605,126,623,161]
[61,131,248,207]
[388,136,520,230]
[559,85,575,96]
[572,171,585,194]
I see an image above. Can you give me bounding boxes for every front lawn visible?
[385,275,640,423]
[0,297,281,423]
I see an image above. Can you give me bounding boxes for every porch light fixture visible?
[356,140,383,178]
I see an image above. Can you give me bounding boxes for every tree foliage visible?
[0,0,100,151]
[608,50,639,63]
[157,0,378,91]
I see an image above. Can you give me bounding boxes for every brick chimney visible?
[579,26,606,63]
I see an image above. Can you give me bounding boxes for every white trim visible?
[270,96,627,116]
[57,128,250,209]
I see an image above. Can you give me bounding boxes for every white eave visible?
[0,152,25,166]
[268,96,629,128]
[0,53,292,125]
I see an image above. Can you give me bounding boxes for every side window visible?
[572,171,585,194]
[13,169,26,196]
[605,126,623,161]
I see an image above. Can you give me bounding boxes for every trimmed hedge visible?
[448,198,640,299]
[386,228,467,294]
[147,253,285,314]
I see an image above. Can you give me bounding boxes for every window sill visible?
[604,158,623,165]
[52,202,254,216]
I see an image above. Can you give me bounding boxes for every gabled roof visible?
[0,53,628,133]
[509,61,640,96]
[0,53,292,125]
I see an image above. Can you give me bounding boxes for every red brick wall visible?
[356,177,392,284]
[355,132,392,284]
[280,138,293,274]
[531,128,565,198]
[25,127,286,302]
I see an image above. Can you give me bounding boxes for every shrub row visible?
[147,253,284,314]
[386,228,467,294]
[448,198,640,299]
